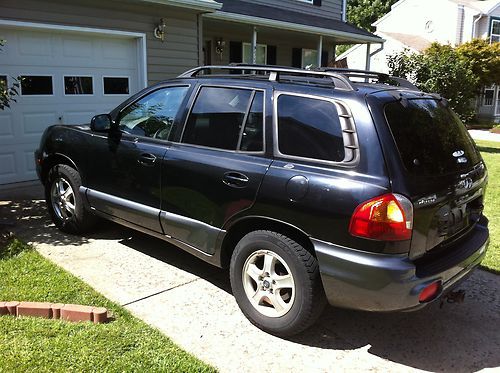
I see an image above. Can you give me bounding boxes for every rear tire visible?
[45,164,96,234]
[230,230,326,337]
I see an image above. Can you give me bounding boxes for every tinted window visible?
[104,77,129,95]
[183,87,252,150]
[65,76,93,95]
[119,86,189,139]
[277,95,344,162]
[240,91,264,151]
[385,99,481,176]
[21,76,53,95]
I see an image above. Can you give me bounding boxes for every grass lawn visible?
[0,238,215,372]
[475,140,500,274]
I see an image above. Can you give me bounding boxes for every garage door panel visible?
[0,113,14,138]
[62,37,94,59]
[23,112,58,135]
[0,152,16,180]
[18,33,53,57]
[63,111,96,124]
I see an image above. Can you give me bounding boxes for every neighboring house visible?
[339,0,500,123]
[0,0,380,185]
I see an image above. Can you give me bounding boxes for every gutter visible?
[204,11,384,44]
[138,0,222,12]
[472,13,484,38]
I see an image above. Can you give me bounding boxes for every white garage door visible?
[0,26,143,184]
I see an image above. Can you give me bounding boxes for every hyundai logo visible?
[456,177,473,190]
[453,150,465,157]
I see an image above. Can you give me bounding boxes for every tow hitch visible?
[440,290,466,308]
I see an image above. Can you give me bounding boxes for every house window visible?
[483,88,494,106]
[64,76,93,95]
[490,19,500,43]
[20,75,53,95]
[302,49,318,69]
[242,43,267,65]
[103,77,129,95]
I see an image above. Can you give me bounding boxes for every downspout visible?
[455,4,465,45]
[472,13,484,39]
[342,0,347,22]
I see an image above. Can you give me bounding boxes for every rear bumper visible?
[313,221,489,312]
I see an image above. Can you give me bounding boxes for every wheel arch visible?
[219,216,316,269]
[41,153,79,184]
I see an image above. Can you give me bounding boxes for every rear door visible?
[160,85,271,254]
[380,97,487,259]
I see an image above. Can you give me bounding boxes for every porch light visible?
[154,18,166,42]
[215,38,225,60]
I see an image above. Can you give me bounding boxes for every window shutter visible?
[292,48,302,68]
[313,0,322,6]
[321,51,329,67]
[267,45,277,65]
[229,41,242,63]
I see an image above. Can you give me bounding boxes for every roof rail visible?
[177,64,355,90]
[321,68,418,90]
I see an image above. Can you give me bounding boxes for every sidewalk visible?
[469,129,500,142]
[1,197,499,373]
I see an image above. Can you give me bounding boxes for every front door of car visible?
[85,85,191,232]
[160,85,272,254]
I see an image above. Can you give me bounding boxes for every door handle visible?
[138,153,157,166]
[223,172,249,188]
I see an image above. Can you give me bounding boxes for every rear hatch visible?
[382,97,487,260]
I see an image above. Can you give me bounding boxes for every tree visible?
[456,39,500,90]
[346,0,398,32]
[388,43,479,122]
[0,40,19,110]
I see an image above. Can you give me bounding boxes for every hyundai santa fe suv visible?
[35,65,489,336]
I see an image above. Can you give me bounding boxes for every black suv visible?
[35,65,489,336]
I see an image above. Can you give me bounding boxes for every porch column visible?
[365,43,371,71]
[332,44,337,65]
[317,35,323,67]
[251,26,257,64]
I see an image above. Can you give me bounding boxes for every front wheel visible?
[45,164,96,234]
[230,230,326,337]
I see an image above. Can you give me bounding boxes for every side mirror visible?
[90,114,113,132]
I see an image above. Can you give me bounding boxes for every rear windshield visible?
[384,99,480,176]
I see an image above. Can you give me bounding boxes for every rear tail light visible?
[419,281,442,303]
[349,193,413,241]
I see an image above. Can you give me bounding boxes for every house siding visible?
[0,0,201,84]
[238,0,343,20]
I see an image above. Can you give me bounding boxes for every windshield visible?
[384,99,481,176]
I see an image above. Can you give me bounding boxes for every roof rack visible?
[320,68,418,90]
[177,64,419,91]
[178,64,355,90]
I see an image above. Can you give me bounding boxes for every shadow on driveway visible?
[3,198,499,372]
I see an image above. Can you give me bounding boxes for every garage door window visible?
[64,76,93,95]
[103,77,129,95]
[20,75,53,95]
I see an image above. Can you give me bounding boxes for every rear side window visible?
[277,95,345,162]
[385,99,481,176]
[183,87,264,151]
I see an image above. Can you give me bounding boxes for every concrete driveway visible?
[1,191,499,372]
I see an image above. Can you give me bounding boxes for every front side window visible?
[183,87,265,151]
[277,95,345,162]
[243,43,267,65]
[490,19,500,43]
[119,86,189,139]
